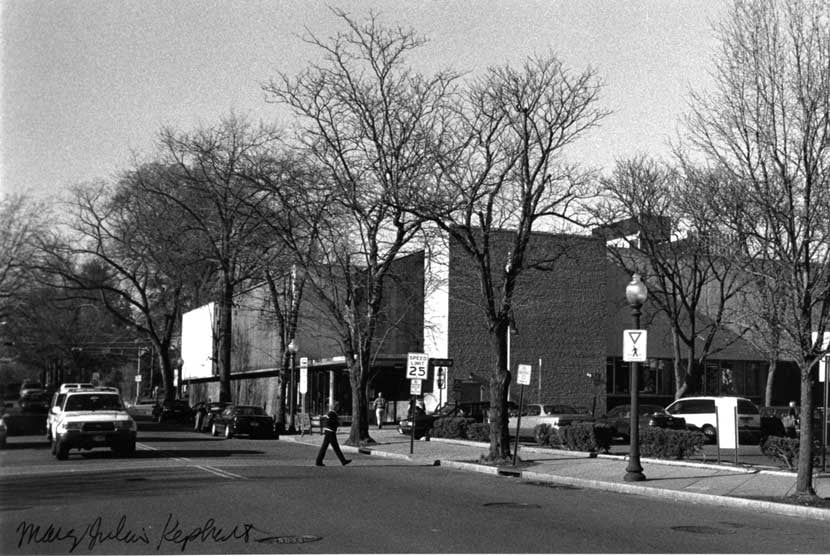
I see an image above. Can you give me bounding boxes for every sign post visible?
[299,357,308,415]
[822,355,828,472]
[513,364,532,466]
[406,353,428,455]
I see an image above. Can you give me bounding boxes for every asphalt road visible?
[1,427,828,554]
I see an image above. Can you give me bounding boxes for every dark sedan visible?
[596,404,687,441]
[210,405,275,439]
[153,399,194,423]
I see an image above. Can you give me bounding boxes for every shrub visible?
[432,417,469,439]
[761,435,822,470]
[558,422,612,453]
[639,427,706,459]
[466,422,491,442]
[534,423,555,446]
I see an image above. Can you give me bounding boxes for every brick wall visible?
[447,231,607,412]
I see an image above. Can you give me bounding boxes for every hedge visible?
[761,435,822,470]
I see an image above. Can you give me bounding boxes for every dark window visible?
[687,399,715,413]
[737,399,759,415]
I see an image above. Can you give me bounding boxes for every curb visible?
[440,459,830,522]
[282,436,829,521]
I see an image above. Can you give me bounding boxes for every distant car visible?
[508,403,594,438]
[2,393,48,436]
[199,401,232,432]
[210,405,275,439]
[595,404,687,441]
[125,398,161,420]
[397,406,441,439]
[665,396,762,444]
[51,389,137,460]
[19,380,45,398]
[153,399,194,423]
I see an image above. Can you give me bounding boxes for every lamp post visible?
[287,339,298,434]
[625,274,648,482]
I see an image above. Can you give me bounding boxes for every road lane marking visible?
[137,443,246,480]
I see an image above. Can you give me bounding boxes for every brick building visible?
[182,228,788,421]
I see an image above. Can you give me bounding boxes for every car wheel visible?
[702,425,717,443]
[55,439,69,460]
[224,425,233,439]
[211,423,219,437]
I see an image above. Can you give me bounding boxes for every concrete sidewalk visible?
[286,428,830,522]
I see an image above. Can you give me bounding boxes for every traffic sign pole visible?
[513,364,532,466]
[512,385,525,466]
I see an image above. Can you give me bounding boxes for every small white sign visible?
[299,357,308,370]
[410,379,422,395]
[135,375,142,382]
[299,368,308,394]
[623,330,647,362]
[406,353,429,379]
[516,364,532,386]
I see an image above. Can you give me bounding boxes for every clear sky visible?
[1,0,727,198]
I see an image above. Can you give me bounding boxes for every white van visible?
[665,396,761,444]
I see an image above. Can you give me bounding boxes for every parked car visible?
[51,388,137,460]
[508,403,594,438]
[125,398,160,420]
[595,404,687,441]
[1,394,48,436]
[199,401,232,432]
[19,379,45,398]
[153,399,194,423]
[665,396,762,444]
[397,405,444,439]
[0,416,7,448]
[210,405,275,439]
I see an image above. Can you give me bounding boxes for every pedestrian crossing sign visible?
[623,330,647,362]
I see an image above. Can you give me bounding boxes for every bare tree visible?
[141,115,285,403]
[0,193,50,322]
[686,0,830,498]
[264,9,456,444]
[594,157,750,401]
[411,54,607,460]
[36,176,212,403]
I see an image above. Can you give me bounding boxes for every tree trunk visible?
[487,325,512,461]
[672,328,687,399]
[764,359,777,407]
[795,363,816,497]
[217,279,234,403]
[346,356,372,446]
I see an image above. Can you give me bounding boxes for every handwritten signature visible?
[15,513,258,553]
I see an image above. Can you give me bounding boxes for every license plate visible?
[93,435,105,442]
[250,422,259,427]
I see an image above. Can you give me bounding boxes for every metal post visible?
[288,351,296,433]
[625,303,645,482]
[823,355,828,472]
[512,385,525,466]
[410,395,416,455]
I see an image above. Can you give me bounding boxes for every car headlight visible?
[58,422,83,433]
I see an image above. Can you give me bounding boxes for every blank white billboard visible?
[182,302,215,380]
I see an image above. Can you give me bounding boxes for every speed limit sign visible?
[406,352,428,379]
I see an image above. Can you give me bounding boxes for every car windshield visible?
[235,406,265,416]
[65,394,123,411]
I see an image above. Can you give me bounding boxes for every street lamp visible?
[624,273,648,482]
[287,339,298,433]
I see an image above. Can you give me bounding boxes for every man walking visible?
[315,402,351,467]
[372,392,387,430]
